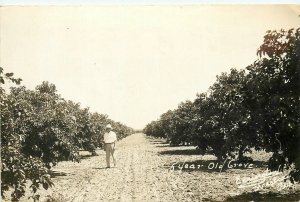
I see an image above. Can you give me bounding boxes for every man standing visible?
[103,124,117,168]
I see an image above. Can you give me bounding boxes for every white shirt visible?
[104,131,117,143]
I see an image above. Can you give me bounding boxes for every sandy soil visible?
[12,133,300,202]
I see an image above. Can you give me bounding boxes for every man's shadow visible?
[92,167,109,170]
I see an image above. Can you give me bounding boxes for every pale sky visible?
[1,5,299,129]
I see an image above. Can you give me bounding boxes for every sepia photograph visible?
[1,2,300,201]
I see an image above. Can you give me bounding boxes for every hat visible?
[106,124,112,129]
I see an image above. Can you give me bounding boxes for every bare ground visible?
[13,133,300,202]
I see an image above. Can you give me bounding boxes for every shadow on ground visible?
[159,149,203,155]
[79,154,94,160]
[163,159,268,173]
[148,139,193,147]
[148,140,167,145]
[92,167,110,170]
[79,152,101,160]
[156,145,172,148]
[49,170,68,178]
[224,191,300,201]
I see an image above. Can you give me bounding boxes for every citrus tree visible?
[245,28,300,180]
[1,69,53,201]
[144,28,300,180]
[1,69,134,200]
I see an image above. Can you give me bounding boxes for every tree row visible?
[144,28,300,182]
[1,73,134,201]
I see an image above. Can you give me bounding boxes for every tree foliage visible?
[144,28,300,180]
[246,28,300,180]
[1,70,134,200]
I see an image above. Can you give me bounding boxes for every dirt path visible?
[36,133,178,202]
[16,133,300,202]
